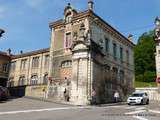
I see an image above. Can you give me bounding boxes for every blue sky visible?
[0,0,159,54]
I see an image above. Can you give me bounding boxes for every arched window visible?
[65,12,72,23]
[61,60,72,68]
[31,75,38,85]
[18,76,25,86]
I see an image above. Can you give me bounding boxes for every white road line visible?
[106,105,124,108]
[125,106,138,109]
[125,110,146,115]
[149,109,160,114]
[0,106,89,115]
[135,107,146,110]
[133,115,148,120]
[99,105,124,109]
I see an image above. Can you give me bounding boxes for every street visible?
[0,98,160,120]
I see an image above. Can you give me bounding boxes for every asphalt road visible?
[0,98,160,120]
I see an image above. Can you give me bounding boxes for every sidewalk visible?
[24,96,126,106]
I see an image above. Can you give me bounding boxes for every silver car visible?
[127,92,149,105]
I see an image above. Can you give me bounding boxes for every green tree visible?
[134,31,156,82]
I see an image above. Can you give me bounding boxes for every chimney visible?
[128,34,133,41]
[88,0,94,11]
[7,48,11,55]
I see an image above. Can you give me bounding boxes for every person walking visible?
[114,91,120,103]
[42,87,47,99]
[91,89,96,105]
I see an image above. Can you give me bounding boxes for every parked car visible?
[127,91,149,105]
[0,86,10,101]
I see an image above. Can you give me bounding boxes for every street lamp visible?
[155,17,160,41]
[0,28,5,37]
[155,17,160,26]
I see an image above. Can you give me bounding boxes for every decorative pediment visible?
[64,3,77,23]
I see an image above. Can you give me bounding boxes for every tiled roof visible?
[0,51,11,58]
[12,48,50,59]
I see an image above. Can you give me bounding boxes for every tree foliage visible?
[134,31,156,82]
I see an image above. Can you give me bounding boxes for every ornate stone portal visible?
[70,23,91,105]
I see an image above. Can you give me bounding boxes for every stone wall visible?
[25,85,47,98]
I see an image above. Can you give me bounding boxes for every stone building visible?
[48,1,135,105]
[8,48,50,97]
[2,1,134,105]
[0,51,11,87]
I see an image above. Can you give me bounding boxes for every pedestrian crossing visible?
[103,104,160,120]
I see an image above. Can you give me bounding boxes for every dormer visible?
[64,3,77,23]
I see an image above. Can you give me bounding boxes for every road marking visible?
[149,109,160,114]
[0,106,90,115]
[133,115,148,120]
[125,110,146,115]
[135,107,146,110]
[106,105,123,108]
[100,105,124,109]
[125,106,138,109]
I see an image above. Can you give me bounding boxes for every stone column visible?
[71,50,90,105]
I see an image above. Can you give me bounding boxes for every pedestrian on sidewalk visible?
[91,89,97,105]
[114,91,119,103]
[42,87,47,99]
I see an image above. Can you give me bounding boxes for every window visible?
[61,60,72,68]
[10,61,16,72]
[112,67,118,81]
[99,39,103,48]
[44,55,49,68]
[105,38,109,53]
[31,75,38,85]
[20,59,27,70]
[0,64,2,71]
[65,12,72,23]
[126,50,129,64]
[2,64,8,72]
[113,43,117,60]
[7,77,14,87]
[66,15,72,23]
[120,47,123,62]
[65,32,72,48]
[32,57,39,68]
[120,70,125,83]
[18,76,25,86]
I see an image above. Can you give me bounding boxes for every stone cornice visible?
[88,11,135,48]
[49,10,135,48]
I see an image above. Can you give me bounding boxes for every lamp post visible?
[0,28,5,38]
[155,17,160,41]
[155,17,160,91]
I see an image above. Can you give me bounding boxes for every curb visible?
[23,96,76,106]
[98,102,127,107]
[24,96,127,107]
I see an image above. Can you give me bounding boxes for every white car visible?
[127,92,149,105]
